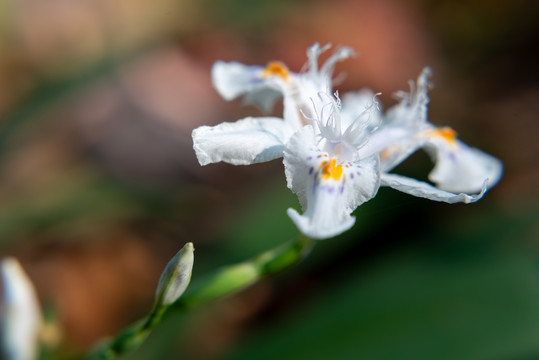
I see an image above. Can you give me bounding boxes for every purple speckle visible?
[350,173,355,179]
[309,167,314,175]
[327,187,335,194]
[448,152,457,162]
[356,171,361,176]
[306,156,312,161]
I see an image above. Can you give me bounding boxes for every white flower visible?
[283,93,381,239]
[348,68,503,203]
[1,258,42,360]
[193,43,355,166]
[192,43,503,240]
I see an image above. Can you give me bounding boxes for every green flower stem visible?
[86,235,314,360]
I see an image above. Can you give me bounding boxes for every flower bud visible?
[155,243,194,307]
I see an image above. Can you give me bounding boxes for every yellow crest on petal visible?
[319,158,344,181]
[262,61,290,80]
[428,127,458,145]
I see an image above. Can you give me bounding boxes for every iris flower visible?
[192,44,502,239]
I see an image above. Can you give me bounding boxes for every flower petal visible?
[343,155,381,212]
[423,133,503,194]
[363,67,431,171]
[377,129,424,172]
[284,126,380,239]
[192,117,294,166]
[340,90,382,132]
[354,124,420,173]
[385,67,431,127]
[306,43,354,79]
[211,61,282,112]
[1,258,41,360]
[381,173,486,204]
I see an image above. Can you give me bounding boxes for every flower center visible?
[318,158,344,181]
[262,61,290,80]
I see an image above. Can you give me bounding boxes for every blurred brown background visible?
[0,0,538,359]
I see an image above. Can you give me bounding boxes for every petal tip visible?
[287,208,355,240]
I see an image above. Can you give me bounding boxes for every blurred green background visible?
[0,0,538,359]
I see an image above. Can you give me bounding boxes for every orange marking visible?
[380,148,393,161]
[429,127,458,144]
[319,158,344,181]
[262,61,290,80]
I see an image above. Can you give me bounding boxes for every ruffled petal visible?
[423,133,503,193]
[284,126,380,239]
[343,154,381,212]
[381,173,486,204]
[192,117,294,166]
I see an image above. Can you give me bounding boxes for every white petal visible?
[244,88,284,114]
[381,173,486,204]
[343,155,381,212]
[1,258,41,360]
[320,46,355,76]
[350,68,431,171]
[287,204,356,240]
[211,61,262,100]
[211,61,281,112]
[192,117,294,166]
[340,90,382,131]
[378,130,424,172]
[283,126,380,239]
[385,67,431,127]
[306,43,354,78]
[290,44,354,125]
[424,136,503,194]
[356,125,420,172]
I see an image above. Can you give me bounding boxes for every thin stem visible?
[85,235,315,360]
